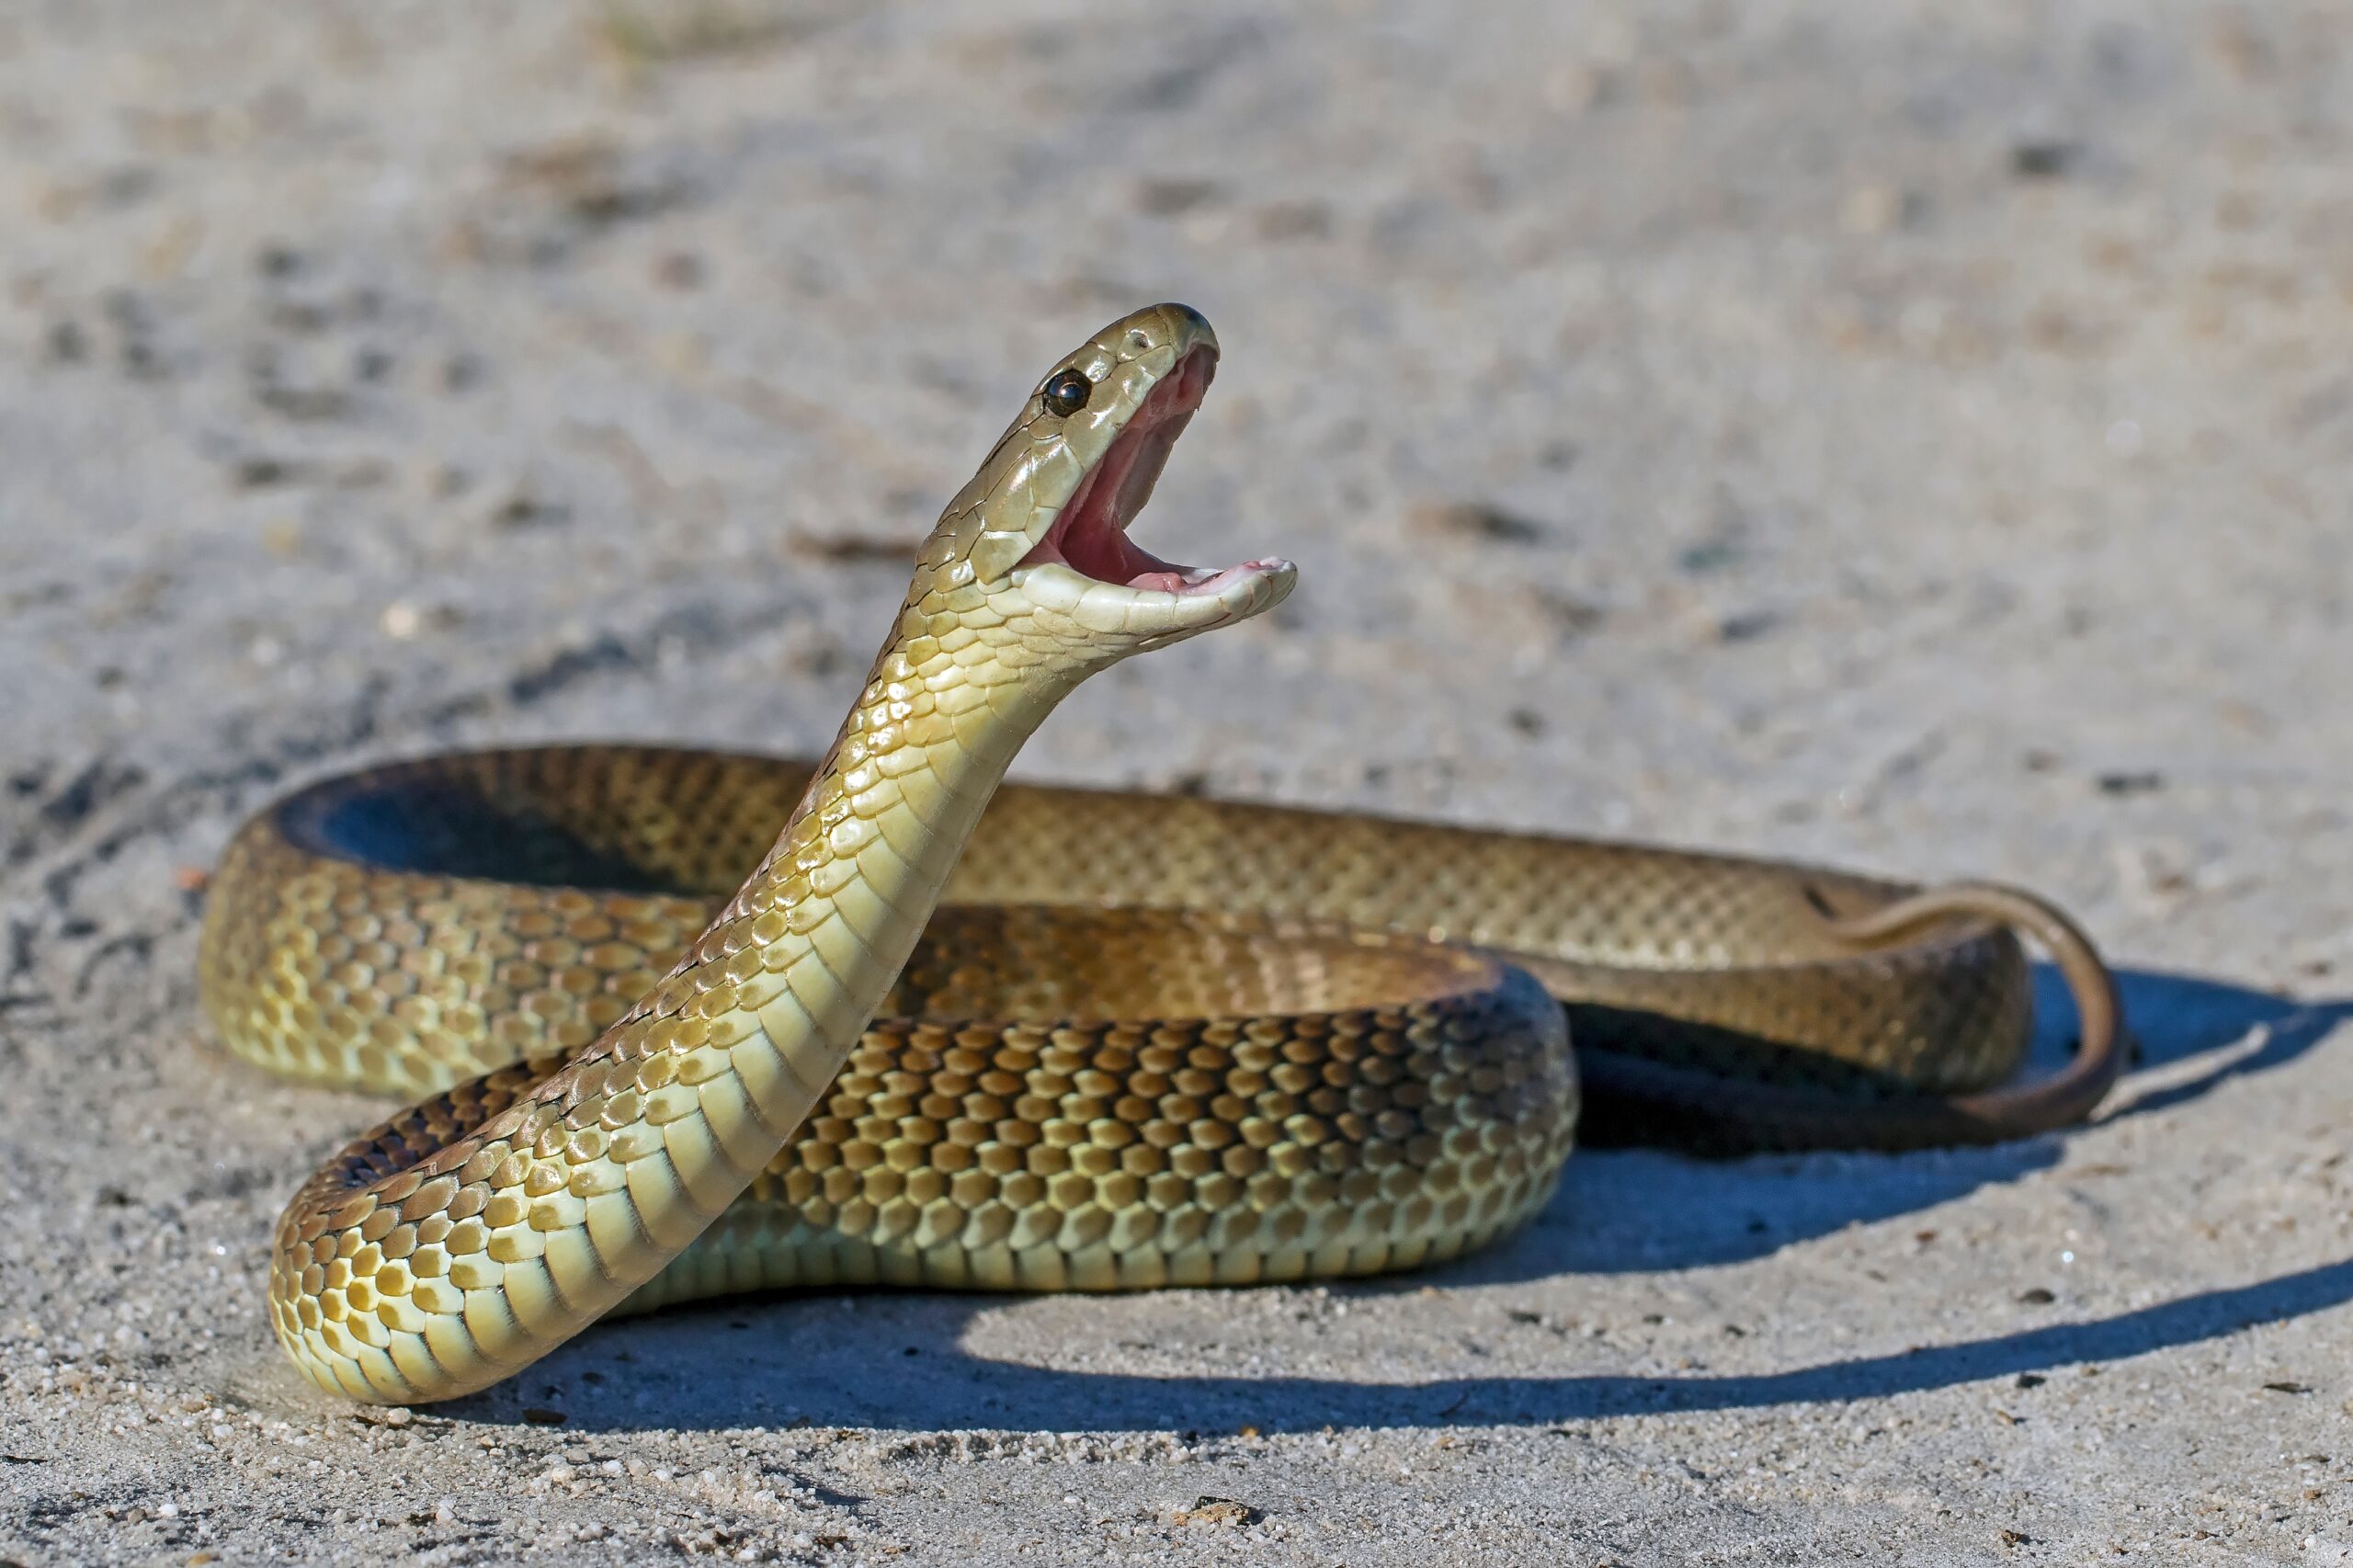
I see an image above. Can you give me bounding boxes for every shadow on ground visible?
[474,1251,2353,1435]
[1512,964,2350,1277]
[435,967,2345,1435]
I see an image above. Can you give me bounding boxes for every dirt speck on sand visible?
[1,3,2347,1563]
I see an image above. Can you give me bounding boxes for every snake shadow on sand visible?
[455,966,2346,1436]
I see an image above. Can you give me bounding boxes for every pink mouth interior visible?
[1017,347,1277,597]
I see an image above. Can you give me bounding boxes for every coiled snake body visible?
[200,306,2122,1404]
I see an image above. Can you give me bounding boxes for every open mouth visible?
[1016,346,1282,597]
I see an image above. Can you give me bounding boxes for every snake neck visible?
[269,589,1094,1403]
[568,596,1087,1204]
[714,623,1072,1052]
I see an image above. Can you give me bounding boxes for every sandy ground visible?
[1,1,2348,1562]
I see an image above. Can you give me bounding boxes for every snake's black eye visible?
[1040,368,1094,418]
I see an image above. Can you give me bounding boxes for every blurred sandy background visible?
[1,2,2347,1562]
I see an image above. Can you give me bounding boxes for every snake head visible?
[915,303,1295,661]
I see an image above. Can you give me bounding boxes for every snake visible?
[197,304,2126,1405]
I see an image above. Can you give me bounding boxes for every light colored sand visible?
[1,2,2347,1562]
